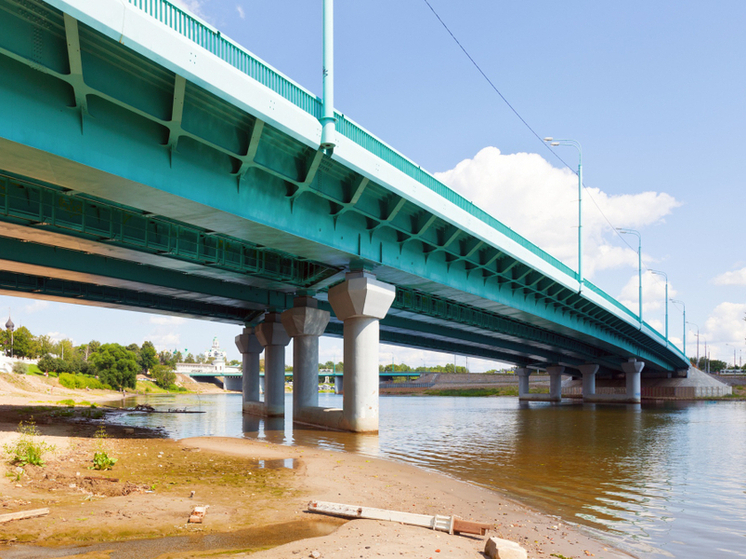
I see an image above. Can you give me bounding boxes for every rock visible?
[310,551,321,559]
[484,536,527,559]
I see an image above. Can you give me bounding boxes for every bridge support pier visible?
[256,312,291,416]
[281,296,330,421]
[547,365,565,402]
[235,327,264,414]
[328,270,395,433]
[578,363,599,401]
[334,376,343,394]
[515,367,531,399]
[621,359,644,403]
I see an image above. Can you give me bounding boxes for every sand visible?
[0,373,634,559]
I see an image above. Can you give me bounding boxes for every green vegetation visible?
[91,424,117,471]
[3,419,55,467]
[11,362,27,375]
[151,364,176,389]
[58,373,110,390]
[89,344,139,390]
[424,386,548,397]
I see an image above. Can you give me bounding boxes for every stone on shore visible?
[484,536,527,559]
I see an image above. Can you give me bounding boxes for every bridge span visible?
[0,0,689,431]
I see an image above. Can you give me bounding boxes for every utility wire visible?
[421,0,652,273]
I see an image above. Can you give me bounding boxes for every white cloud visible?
[23,300,49,314]
[435,147,680,278]
[236,4,245,19]
[170,0,207,19]
[712,267,746,286]
[46,331,70,343]
[149,316,186,326]
[149,333,182,349]
[618,270,677,317]
[703,302,746,363]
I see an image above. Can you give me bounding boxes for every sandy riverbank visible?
[0,377,633,559]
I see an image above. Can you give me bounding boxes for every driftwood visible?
[84,476,119,483]
[0,508,50,524]
[131,405,204,414]
[307,501,490,536]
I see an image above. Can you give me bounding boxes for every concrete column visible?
[334,376,343,394]
[281,296,330,419]
[621,358,645,403]
[328,270,395,433]
[255,312,291,416]
[235,327,263,413]
[515,367,531,399]
[578,363,599,401]
[547,365,565,402]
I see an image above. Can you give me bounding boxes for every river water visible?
[108,393,746,558]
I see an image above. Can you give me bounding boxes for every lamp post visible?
[650,270,668,343]
[687,321,699,366]
[5,314,14,358]
[617,228,642,324]
[670,299,685,356]
[726,343,737,369]
[544,138,583,290]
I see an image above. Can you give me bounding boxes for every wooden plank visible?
[0,508,50,524]
[308,501,454,533]
[453,517,491,536]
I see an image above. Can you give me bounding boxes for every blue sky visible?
[3,0,745,368]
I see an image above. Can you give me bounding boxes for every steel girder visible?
[0,0,689,372]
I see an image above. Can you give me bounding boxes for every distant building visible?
[175,337,239,375]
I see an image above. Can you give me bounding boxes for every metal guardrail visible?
[126,0,577,282]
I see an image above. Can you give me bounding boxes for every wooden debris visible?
[84,476,119,483]
[0,508,50,524]
[307,501,490,536]
[188,505,209,524]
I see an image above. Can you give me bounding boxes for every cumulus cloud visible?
[435,147,680,278]
[170,0,208,19]
[703,302,746,363]
[149,316,186,326]
[618,270,677,316]
[23,300,49,314]
[712,267,746,286]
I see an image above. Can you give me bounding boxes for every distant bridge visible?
[0,0,688,430]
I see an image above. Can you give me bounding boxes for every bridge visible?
[0,0,689,431]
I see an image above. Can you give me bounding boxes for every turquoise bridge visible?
[0,0,689,431]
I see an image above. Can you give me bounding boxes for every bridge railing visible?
[128,0,578,283]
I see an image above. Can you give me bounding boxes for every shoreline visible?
[0,375,636,558]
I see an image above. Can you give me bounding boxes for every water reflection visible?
[106,393,746,559]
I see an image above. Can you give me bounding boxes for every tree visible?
[11,327,36,358]
[36,335,55,358]
[89,344,138,389]
[151,364,176,389]
[38,354,55,373]
[185,353,195,363]
[139,341,158,373]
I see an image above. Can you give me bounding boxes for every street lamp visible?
[544,137,583,290]
[687,321,699,366]
[726,343,737,369]
[670,299,685,356]
[617,228,642,324]
[4,314,14,358]
[650,270,668,343]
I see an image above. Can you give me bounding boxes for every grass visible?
[3,419,55,467]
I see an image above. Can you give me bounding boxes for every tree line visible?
[2,327,178,390]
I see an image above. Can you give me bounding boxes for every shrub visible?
[91,424,117,471]
[151,364,177,389]
[58,373,109,390]
[3,419,55,467]
[12,362,27,375]
[38,354,55,373]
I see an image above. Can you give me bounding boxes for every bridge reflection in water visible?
[110,393,746,559]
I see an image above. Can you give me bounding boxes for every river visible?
[108,393,746,558]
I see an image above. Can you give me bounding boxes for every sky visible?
[2,0,745,369]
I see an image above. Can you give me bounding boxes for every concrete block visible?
[484,536,527,559]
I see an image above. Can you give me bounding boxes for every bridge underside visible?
[0,0,688,377]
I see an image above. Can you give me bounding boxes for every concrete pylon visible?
[578,363,599,401]
[234,326,264,414]
[255,312,291,416]
[515,367,531,399]
[621,358,645,403]
[328,270,395,433]
[546,365,565,402]
[281,296,330,420]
